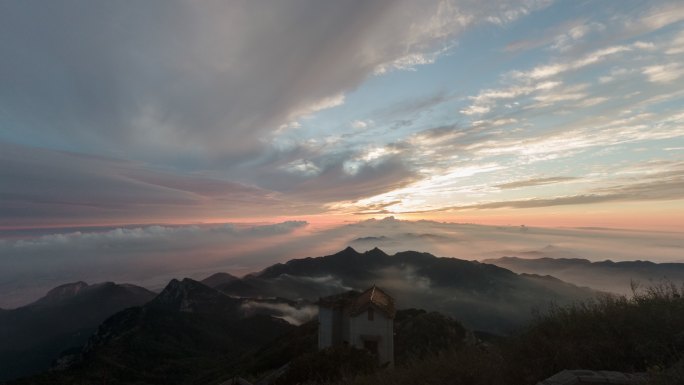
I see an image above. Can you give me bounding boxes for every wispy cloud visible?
[1,1,682,236]
[0,143,305,227]
[496,177,578,189]
[642,63,684,83]
[436,167,684,211]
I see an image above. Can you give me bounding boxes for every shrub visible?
[337,282,684,385]
[275,345,378,385]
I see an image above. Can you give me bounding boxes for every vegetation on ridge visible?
[324,282,684,385]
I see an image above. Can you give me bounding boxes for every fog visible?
[241,301,318,326]
[1,217,682,308]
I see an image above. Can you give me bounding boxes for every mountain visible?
[7,248,683,385]
[149,277,242,313]
[12,278,295,385]
[483,256,684,294]
[14,298,469,385]
[0,281,156,382]
[5,248,600,384]
[214,247,596,332]
[201,272,239,288]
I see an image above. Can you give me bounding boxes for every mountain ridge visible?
[214,247,596,332]
[484,255,684,294]
[30,278,296,385]
[200,272,239,288]
[0,281,156,382]
[4,248,603,383]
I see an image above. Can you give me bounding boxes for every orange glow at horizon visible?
[403,200,684,232]
[1,200,681,233]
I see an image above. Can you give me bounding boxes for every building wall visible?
[333,307,345,344]
[319,306,348,348]
[318,307,333,349]
[341,310,350,343]
[348,308,394,367]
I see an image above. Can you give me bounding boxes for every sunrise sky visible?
[2,0,684,308]
[2,0,684,231]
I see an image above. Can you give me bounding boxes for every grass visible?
[322,282,684,385]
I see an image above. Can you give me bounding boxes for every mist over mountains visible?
[5,244,684,384]
[211,247,595,332]
[2,218,682,309]
[2,1,683,383]
[7,276,473,385]
[1,246,598,383]
[485,254,684,295]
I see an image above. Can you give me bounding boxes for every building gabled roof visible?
[348,285,396,318]
[317,285,396,318]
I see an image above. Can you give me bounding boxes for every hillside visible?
[272,309,468,385]
[5,247,602,384]
[484,256,684,294]
[9,276,468,385]
[332,283,684,385]
[201,272,240,288]
[0,281,155,382]
[11,278,295,385]
[212,247,597,332]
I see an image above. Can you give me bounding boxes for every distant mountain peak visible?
[0,281,155,381]
[201,272,239,288]
[341,246,359,254]
[152,278,235,313]
[366,247,388,256]
[39,281,89,304]
[158,278,208,296]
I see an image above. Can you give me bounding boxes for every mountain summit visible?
[201,272,239,288]
[35,281,89,305]
[215,247,596,332]
[150,278,241,314]
[0,281,155,382]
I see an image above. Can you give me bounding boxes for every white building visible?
[317,285,395,367]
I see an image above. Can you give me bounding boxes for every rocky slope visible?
[0,281,156,382]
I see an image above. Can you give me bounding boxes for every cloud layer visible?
[0,0,542,159]
[0,1,682,305]
[1,218,682,308]
[0,0,602,226]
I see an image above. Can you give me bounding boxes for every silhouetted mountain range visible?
[0,281,155,381]
[38,278,295,385]
[211,247,596,331]
[484,255,684,294]
[12,277,469,385]
[4,247,600,384]
[200,272,239,288]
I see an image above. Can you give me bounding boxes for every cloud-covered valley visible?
[1,218,681,308]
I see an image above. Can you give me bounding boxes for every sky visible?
[1,1,684,307]
[1,0,683,230]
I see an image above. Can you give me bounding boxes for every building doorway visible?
[363,339,379,356]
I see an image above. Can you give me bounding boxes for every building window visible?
[368,308,374,321]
